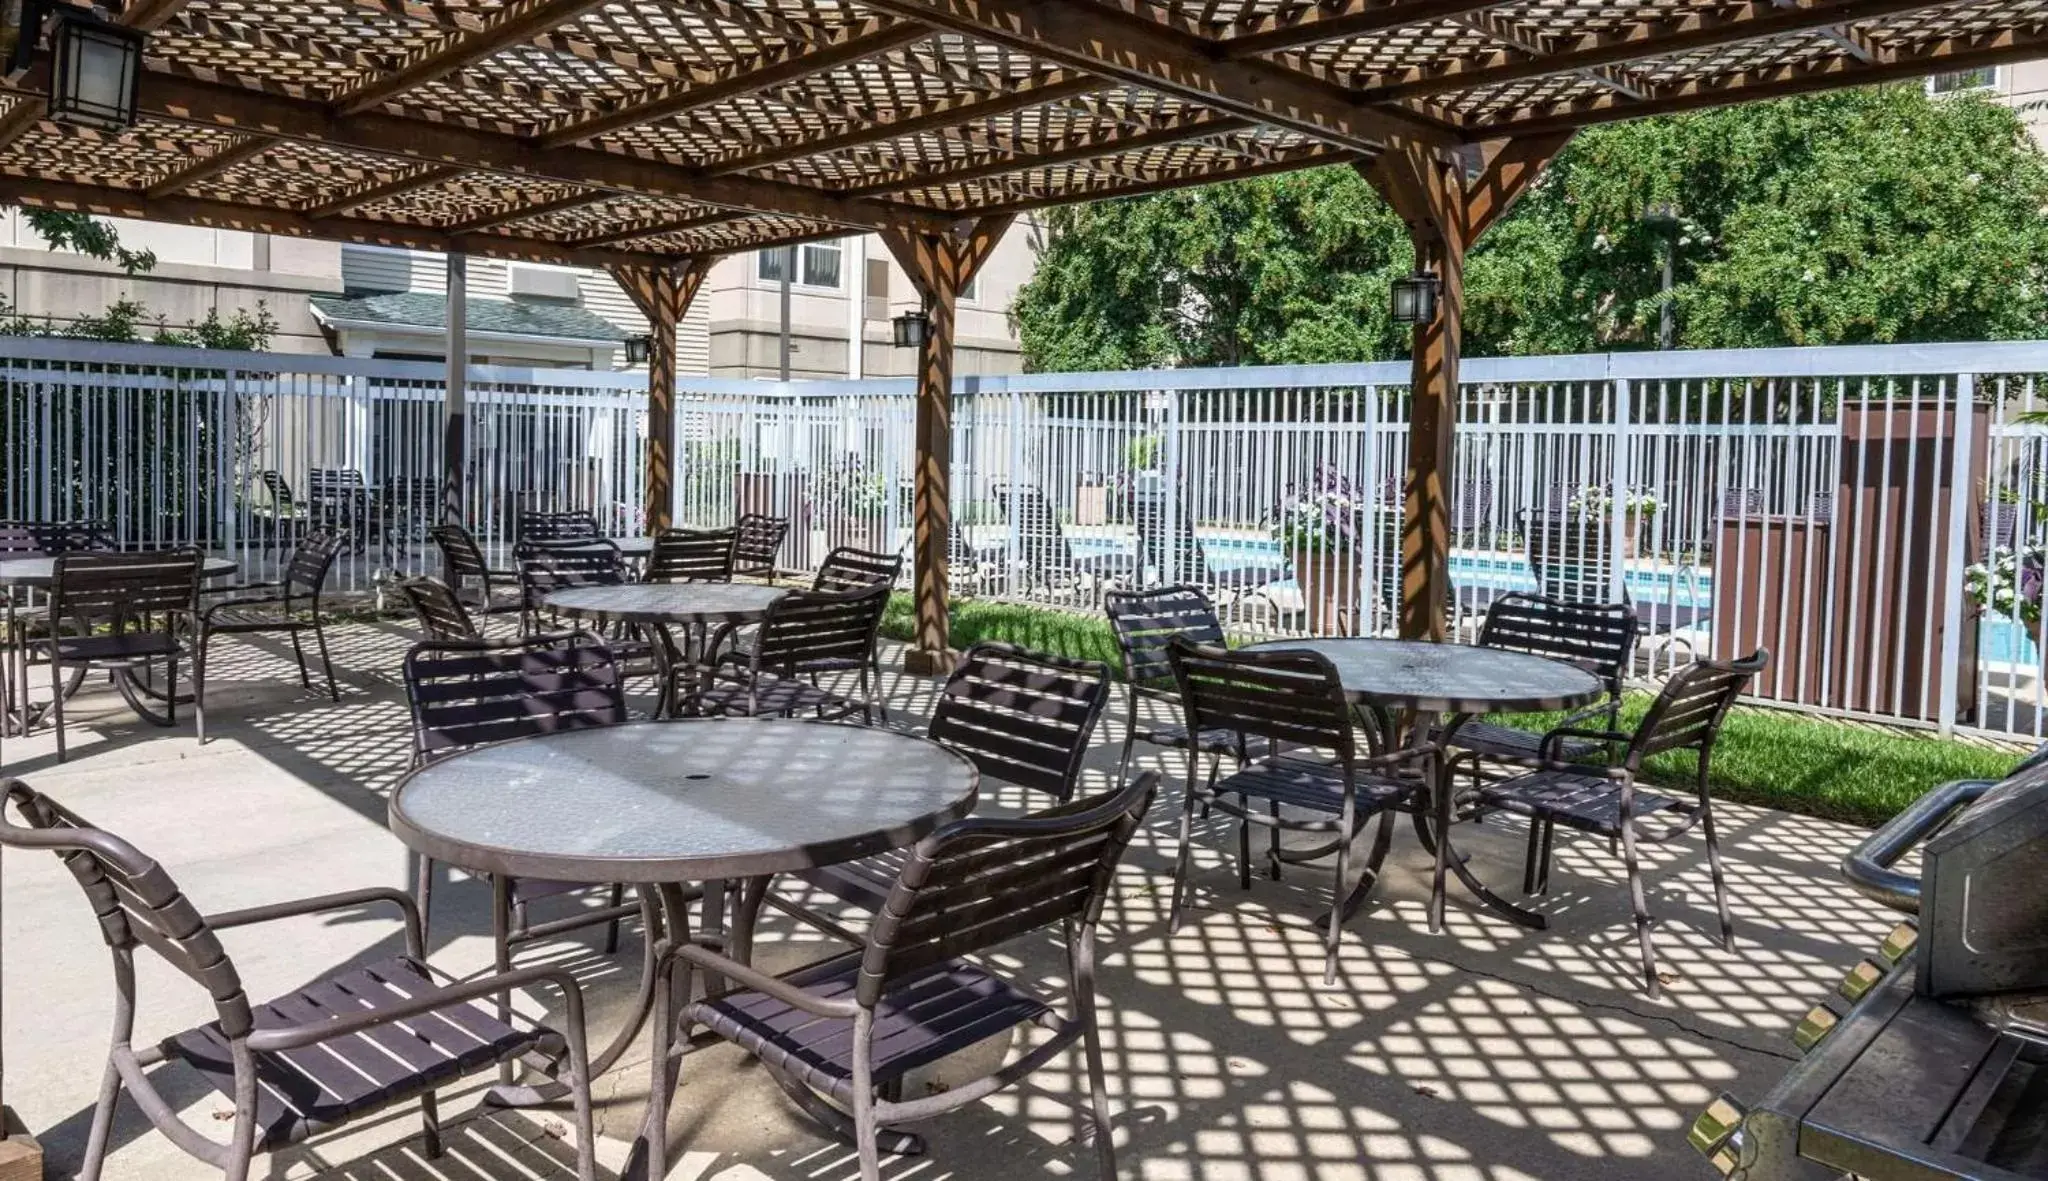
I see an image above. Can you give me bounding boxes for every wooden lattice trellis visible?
[0,0,2038,268]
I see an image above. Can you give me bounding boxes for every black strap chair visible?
[1168,637,1438,983]
[308,468,373,553]
[775,642,1112,942]
[643,527,735,583]
[37,549,204,762]
[195,531,343,741]
[0,520,112,710]
[428,524,519,616]
[0,778,597,1181]
[732,512,789,580]
[393,576,480,641]
[694,582,891,723]
[1103,584,1248,785]
[516,540,666,699]
[254,470,305,548]
[1440,593,1639,808]
[517,509,601,544]
[812,544,903,592]
[667,772,1157,1181]
[1478,649,1768,996]
[402,632,641,961]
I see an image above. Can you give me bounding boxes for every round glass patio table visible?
[541,581,784,627]
[389,717,978,1178]
[1243,637,1603,931]
[0,554,238,586]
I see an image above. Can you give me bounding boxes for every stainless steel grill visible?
[1688,748,2048,1180]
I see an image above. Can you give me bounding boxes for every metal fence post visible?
[1610,376,1633,603]
[1006,389,1023,598]
[1936,371,1977,735]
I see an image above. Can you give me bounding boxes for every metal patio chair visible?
[812,544,903,592]
[772,641,1113,943]
[732,512,790,580]
[692,582,890,723]
[36,549,205,762]
[668,771,1157,1181]
[194,530,344,741]
[517,509,601,544]
[1522,508,1709,651]
[1438,593,1639,809]
[402,631,641,960]
[1167,637,1438,983]
[393,576,481,641]
[643,526,736,583]
[1103,584,1250,786]
[1477,648,1768,996]
[252,470,306,548]
[308,468,374,552]
[0,520,113,712]
[428,523,521,617]
[0,778,597,1181]
[516,540,666,698]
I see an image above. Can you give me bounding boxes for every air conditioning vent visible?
[509,264,582,302]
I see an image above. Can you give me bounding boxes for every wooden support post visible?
[609,258,711,535]
[442,253,467,535]
[1359,133,1570,641]
[879,215,1013,676]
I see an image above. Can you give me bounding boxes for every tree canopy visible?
[1012,84,2048,370]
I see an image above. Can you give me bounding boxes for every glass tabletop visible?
[541,581,785,624]
[1243,637,1605,714]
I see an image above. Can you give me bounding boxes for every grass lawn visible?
[882,593,2020,828]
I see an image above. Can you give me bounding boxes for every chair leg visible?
[415,855,435,946]
[1237,801,1253,890]
[1619,820,1659,997]
[1324,821,1351,985]
[313,621,339,702]
[604,883,625,955]
[1115,726,1137,788]
[1169,771,1196,935]
[1701,802,1735,951]
[289,626,311,689]
[1536,821,1556,894]
[194,630,211,745]
[77,1058,124,1181]
[1268,800,1282,881]
[49,651,66,763]
[1075,935,1118,1180]
[419,1091,443,1158]
[1522,819,1544,896]
[492,876,516,1084]
[1428,774,1453,935]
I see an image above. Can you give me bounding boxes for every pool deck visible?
[0,620,1926,1181]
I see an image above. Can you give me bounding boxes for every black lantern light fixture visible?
[623,333,652,367]
[45,4,143,132]
[892,306,930,350]
[1389,271,1441,326]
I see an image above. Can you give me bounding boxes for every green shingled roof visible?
[310,291,628,342]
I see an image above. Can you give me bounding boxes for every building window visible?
[757,242,843,289]
[1929,67,1999,95]
[959,272,979,303]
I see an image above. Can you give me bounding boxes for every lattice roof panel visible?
[0,0,2032,268]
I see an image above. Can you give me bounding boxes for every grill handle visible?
[1840,777,1994,914]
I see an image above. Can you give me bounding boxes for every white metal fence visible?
[6,335,2048,739]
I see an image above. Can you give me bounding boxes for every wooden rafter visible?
[446,189,610,234]
[1367,0,1954,101]
[853,0,1464,151]
[1491,21,2048,135]
[537,20,930,147]
[85,65,957,232]
[145,136,270,199]
[572,209,751,247]
[845,113,1252,197]
[333,0,614,116]
[1454,13,1654,104]
[0,174,675,268]
[706,74,1100,176]
[304,165,468,219]
[1221,0,1511,59]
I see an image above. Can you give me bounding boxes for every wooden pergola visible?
[4,0,2042,670]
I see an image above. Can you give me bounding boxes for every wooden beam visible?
[1368,0,1952,102]
[538,20,930,148]
[1220,0,1512,59]
[333,0,614,116]
[844,114,1252,198]
[303,165,468,219]
[966,146,1358,218]
[880,213,1013,674]
[445,189,609,234]
[853,0,1462,152]
[1464,130,1571,239]
[95,65,957,232]
[144,135,270,199]
[1455,14,1653,104]
[608,257,713,534]
[1487,23,2048,135]
[0,173,679,269]
[706,75,1100,177]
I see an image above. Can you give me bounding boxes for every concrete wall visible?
[0,213,343,353]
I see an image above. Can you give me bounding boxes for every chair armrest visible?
[1556,698,1619,728]
[670,943,860,1018]
[206,580,284,596]
[245,962,584,1053]
[1540,727,1631,765]
[205,887,423,958]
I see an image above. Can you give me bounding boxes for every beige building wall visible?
[0,213,342,353]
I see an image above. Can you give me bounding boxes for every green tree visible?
[1012,84,2048,368]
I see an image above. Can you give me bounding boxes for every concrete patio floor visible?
[0,619,1909,1181]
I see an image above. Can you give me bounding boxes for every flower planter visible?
[1289,543,1359,636]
